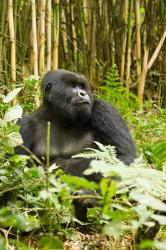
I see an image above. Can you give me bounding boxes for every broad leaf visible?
[3,87,22,103]
[4,105,23,122]
[7,132,23,146]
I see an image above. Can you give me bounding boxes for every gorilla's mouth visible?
[77,98,91,105]
[77,100,90,105]
[72,97,91,108]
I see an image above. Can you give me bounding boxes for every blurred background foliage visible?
[0,0,166,107]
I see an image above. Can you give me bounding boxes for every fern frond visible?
[73,141,119,164]
[152,140,166,165]
[77,142,166,213]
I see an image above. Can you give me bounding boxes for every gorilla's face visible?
[42,69,94,124]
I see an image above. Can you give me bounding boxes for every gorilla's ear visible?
[43,82,53,103]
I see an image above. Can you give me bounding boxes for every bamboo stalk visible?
[110,0,122,68]
[0,0,6,84]
[120,0,129,81]
[31,0,40,107]
[46,0,52,71]
[52,0,59,69]
[63,1,72,65]
[135,0,142,80]
[31,0,38,76]
[126,0,133,90]
[137,26,166,105]
[106,0,115,64]
[147,27,166,70]
[20,2,31,72]
[77,0,88,76]
[138,46,149,105]
[71,3,77,64]
[39,0,46,76]
[89,5,96,84]
[8,0,16,105]
[104,0,110,63]
[61,7,68,62]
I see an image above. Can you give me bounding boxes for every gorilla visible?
[16,69,136,181]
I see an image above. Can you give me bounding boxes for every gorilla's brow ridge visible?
[61,74,87,87]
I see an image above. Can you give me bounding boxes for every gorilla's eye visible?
[79,83,85,89]
[71,82,77,88]
[71,82,85,89]
[46,83,52,91]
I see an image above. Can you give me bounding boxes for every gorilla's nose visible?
[77,89,90,104]
[78,89,87,98]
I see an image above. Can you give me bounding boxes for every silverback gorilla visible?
[16,69,136,181]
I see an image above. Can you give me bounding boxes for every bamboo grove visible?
[0,0,166,106]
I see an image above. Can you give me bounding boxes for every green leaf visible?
[61,174,98,190]
[0,238,5,250]
[139,240,154,249]
[100,178,110,197]
[4,104,23,121]
[38,236,62,250]
[24,215,40,232]
[0,213,27,230]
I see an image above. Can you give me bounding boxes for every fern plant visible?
[74,142,166,231]
[144,140,166,170]
[97,64,139,116]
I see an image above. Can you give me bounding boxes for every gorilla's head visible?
[42,69,94,124]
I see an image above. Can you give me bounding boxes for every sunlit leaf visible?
[3,87,22,103]
[103,221,131,236]
[7,132,23,146]
[130,192,166,212]
[151,214,166,225]
[154,241,166,250]
[24,215,40,232]
[4,105,23,121]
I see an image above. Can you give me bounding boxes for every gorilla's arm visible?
[15,117,36,156]
[55,158,102,182]
[91,100,137,164]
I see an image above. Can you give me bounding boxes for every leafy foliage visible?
[132,109,166,169]
[22,76,41,112]
[0,86,166,249]
[97,64,139,117]
[144,140,166,170]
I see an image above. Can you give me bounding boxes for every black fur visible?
[16,69,136,180]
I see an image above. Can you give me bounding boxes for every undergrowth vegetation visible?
[0,66,166,249]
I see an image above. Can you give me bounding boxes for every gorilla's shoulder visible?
[92,99,123,121]
[19,106,47,125]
